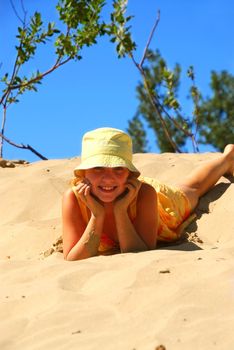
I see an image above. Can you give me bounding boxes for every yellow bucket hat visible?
[74,127,140,177]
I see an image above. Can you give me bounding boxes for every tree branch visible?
[0,132,48,160]
[8,56,72,91]
[141,69,181,152]
[139,10,160,68]
[132,60,181,152]
[10,0,26,25]
[130,9,201,153]
[130,11,181,152]
[0,55,72,106]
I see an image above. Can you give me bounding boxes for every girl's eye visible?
[93,167,104,172]
[91,167,128,175]
[114,167,125,173]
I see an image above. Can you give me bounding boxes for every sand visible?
[0,152,233,350]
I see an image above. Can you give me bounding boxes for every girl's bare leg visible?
[176,144,234,211]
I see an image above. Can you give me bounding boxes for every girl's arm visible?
[114,181,158,253]
[62,187,104,261]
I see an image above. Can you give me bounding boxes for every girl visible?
[62,127,234,261]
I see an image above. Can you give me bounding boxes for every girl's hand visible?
[74,180,105,218]
[114,178,142,213]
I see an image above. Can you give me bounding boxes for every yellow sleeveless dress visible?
[72,176,196,254]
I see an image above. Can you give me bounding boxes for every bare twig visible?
[20,0,27,24]
[0,106,7,157]
[191,87,200,150]
[130,11,181,153]
[152,95,196,141]
[132,55,181,152]
[131,9,201,153]
[0,132,47,160]
[139,10,160,68]
[191,134,199,153]
[140,69,181,152]
[10,0,27,26]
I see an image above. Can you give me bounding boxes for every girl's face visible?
[84,167,130,203]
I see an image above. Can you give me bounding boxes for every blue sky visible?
[1,0,234,162]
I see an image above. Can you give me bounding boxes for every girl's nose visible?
[101,168,115,179]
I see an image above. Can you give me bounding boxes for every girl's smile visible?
[85,167,130,202]
[98,185,117,192]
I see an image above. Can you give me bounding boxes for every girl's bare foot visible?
[224,144,234,175]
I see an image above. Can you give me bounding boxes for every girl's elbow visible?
[147,238,157,250]
[63,252,72,261]
[63,250,78,261]
[64,249,95,261]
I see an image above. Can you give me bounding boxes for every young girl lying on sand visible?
[62,127,234,261]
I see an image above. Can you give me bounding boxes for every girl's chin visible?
[96,193,118,203]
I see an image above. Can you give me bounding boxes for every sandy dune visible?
[0,152,233,350]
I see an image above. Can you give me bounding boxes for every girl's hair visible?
[70,171,85,186]
[70,177,81,186]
